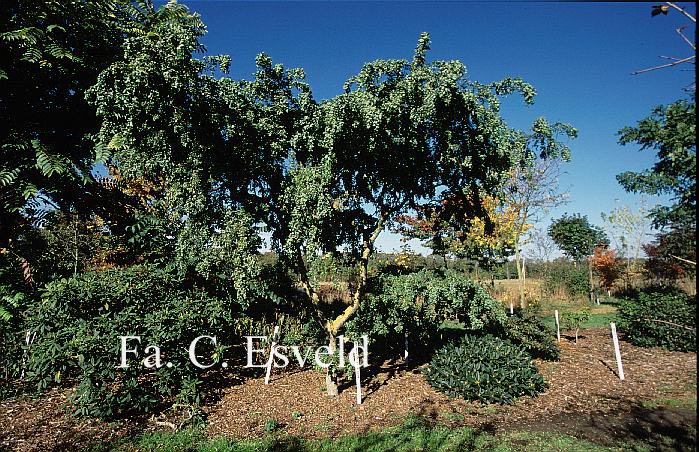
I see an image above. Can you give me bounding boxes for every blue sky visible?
[182,1,695,254]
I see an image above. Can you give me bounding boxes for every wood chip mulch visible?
[205,328,697,439]
[0,328,696,451]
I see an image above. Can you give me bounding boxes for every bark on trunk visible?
[515,248,526,309]
[325,333,339,397]
[588,260,594,303]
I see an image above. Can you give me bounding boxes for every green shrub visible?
[25,264,241,418]
[561,308,590,343]
[543,263,590,299]
[424,335,545,404]
[498,310,561,361]
[618,286,696,352]
[346,270,506,352]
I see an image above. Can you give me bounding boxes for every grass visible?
[641,397,697,410]
[93,410,684,452]
[539,302,618,331]
[88,423,618,452]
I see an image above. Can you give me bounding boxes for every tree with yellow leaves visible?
[503,157,571,307]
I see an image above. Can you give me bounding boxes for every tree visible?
[617,98,696,229]
[88,1,266,303]
[589,246,621,295]
[643,224,696,280]
[527,227,557,262]
[601,200,651,288]
[562,308,590,343]
[395,194,522,271]
[276,34,572,395]
[548,214,609,301]
[90,25,572,397]
[0,0,126,276]
[396,132,575,305]
[502,154,574,308]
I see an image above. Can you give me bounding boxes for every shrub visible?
[345,270,506,353]
[25,264,242,418]
[561,308,590,343]
[424,335,545,404]
[497,310,561,361]
[543,263,590,299]
[618,286,696,352]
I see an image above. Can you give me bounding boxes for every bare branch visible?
[632,55,695,75]
[670,254,697,265]
[665,2,696,23]
[641,317,695,331]
[676,26,696,49]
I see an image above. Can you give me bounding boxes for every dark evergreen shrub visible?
[618,286,695,352]
[500,310,561,361]
[25,264,238,418]
[424,335,546,404]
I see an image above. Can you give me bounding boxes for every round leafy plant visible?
[424,335,545,404]
[498,310,561,361]
[618,286,695,352]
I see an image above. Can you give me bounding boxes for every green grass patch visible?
[88,420,625,452]
[641,397,697,410]
[540,304,618,331]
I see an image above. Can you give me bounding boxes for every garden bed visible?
[0,328,695,451]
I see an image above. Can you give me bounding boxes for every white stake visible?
[554,310,560,342]
[351,346,362,405]
[404,332,409,361]
[510,302,514,315]
[610,322,625,380]
[264,325,280,385]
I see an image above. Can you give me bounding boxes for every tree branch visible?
[670,254,696,265]
[665,2,696,23]
[632,55,695,75]
[676,26,696,50]
[641,317,695,331]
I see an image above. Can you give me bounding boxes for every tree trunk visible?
[515,248,526,309]
[588,260,594,303]
[325,333,339,397]
[625,255,631,291]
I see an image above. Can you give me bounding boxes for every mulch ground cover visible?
[1,328,696,451]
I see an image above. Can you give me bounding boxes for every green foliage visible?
[618,286,696,352]
[424,335,545,404]
[264,418,280,433]
[1,0,120,235]
[345,270,507,351]
[498,310,561,361]
[543,261,591,298]
[24,265,245,418]
[562,308,591,330]
[561,308,591,342]
[548,214,609,261]
[617,97,696,228]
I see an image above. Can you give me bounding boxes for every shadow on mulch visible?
[512,401,697,452]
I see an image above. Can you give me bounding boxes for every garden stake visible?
[554,310,561,342]
[610,322,625,380]
[264,325,280,385]
[351,346,362,405]
[404,332,409,362]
